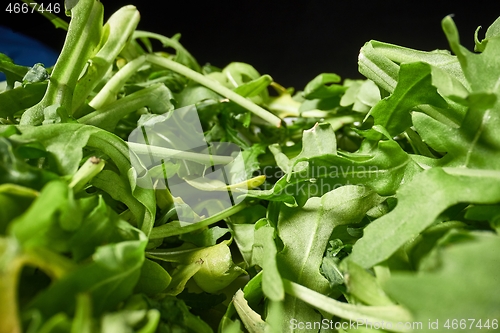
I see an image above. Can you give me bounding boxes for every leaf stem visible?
[79,83,172,131]
[89,55,147,110]
[127,142,234,165]
[20,0,103,125]
[69,156,105,193]
[72,5,141,112]
[146,54,283,127]
[149,200,250,238]
[282,279,412,333]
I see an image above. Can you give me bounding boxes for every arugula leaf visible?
[9,180,80,251]
[179,226,230,247]
[0,185,37,231]
[350,168,500,268]
[340,79,380,112]
[251,136,419,206]
[384,231,500,332]
[153,295,213,333]
[0,53,29,89]
[252,219,283,302]
[134,258,172,295]
[363,62,448,139]
[0,83,47,118]
[474,16,500,51]
[147,241,246,293]
[276,186,385,329]
[0,137,57,190]
[10,124,156,236]
[13,126,100,178]
[358,40,464,93]
[303,73,347,99]
[27,222,147,317]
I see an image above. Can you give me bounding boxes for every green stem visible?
[0,245,23,333]
[72,5,141,113]
[127,142,234,165]
[232,289,269,333]
[149,200,249,239]
[79,83,171,131]
[133,31,201,71]
[0,240,75,333]
[89,55,147,110]
[20,0,103,125]
[282,279,412,333]
[69,156,105,193]
[146,54,283,127]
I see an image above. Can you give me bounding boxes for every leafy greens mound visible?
[1,1,500,332]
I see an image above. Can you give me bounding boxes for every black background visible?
[3,0,500,89]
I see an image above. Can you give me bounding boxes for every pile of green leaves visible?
[1,0,500,332]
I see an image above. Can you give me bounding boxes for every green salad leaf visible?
[384,231,500,333]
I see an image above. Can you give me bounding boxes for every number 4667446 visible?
[6,2,61,14]
[443,319,498,330]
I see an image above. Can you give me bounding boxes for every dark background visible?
[2,0,500,89]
